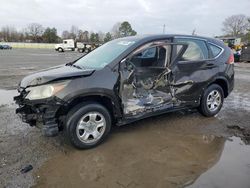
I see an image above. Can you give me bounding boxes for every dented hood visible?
[20,65,95,88]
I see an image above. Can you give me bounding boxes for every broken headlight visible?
[25,81,69,100]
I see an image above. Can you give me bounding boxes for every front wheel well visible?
[56,95,117,125]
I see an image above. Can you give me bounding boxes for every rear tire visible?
[198,84,224,117]
[65,102,111,149]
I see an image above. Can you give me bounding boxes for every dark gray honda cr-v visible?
[14,35,234,149]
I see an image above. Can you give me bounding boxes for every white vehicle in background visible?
[55,39,76,52]
[55,39,100,53]
[77,43,92,53]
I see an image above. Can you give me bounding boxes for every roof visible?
[116,34,224,46]
[216,37,239,40]
[119,34,211,40]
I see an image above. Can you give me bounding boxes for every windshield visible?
[74,39,137,69]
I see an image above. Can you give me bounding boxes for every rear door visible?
[170,38,217,105]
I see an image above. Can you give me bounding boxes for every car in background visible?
[14,34,234,149]
[0,44,12,49]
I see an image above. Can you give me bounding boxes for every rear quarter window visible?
[176,38,209,61]
[208,43,222,58]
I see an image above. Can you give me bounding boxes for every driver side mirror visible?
[134,52,142,57]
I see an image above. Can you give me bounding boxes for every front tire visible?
[58,48,64,52]
[198,84,224,117]
[65,102,111,149]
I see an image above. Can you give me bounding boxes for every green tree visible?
[118,21,137,37]
[104,32,112,43]
[42,27,58,43]
[90,33,100,43]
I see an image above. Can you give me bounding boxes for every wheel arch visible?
[56,94,122,125]
[209,77,229,98]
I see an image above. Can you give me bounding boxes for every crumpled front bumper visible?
[14,91,66,137]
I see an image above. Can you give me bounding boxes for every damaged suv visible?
[14,35,234,149]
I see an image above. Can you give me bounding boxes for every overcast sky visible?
[0,0,249,37]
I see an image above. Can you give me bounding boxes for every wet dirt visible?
[0,50,250,188]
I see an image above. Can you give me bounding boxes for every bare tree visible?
[77,29,84,42]
[62,30,70,39]
[98,31,105,42]
[69,25,79,40]
[0,26,19,42]
[82,31,89,42]
[222,14,250,37]
[111,22,121,39]
[26,23,44,42]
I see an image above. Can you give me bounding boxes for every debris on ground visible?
[20,165,33,174]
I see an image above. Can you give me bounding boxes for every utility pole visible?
[192,28,196,36]
[163,24,166,34]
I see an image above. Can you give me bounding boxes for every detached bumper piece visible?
[14,94,65,137]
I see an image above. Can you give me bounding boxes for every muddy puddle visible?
[188,137,250,188]
[34,131,250,188]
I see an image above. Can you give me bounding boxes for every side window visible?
[64,41,67,44]
[208,43,222,58]
[141,47,156,58]
[130,46,168,68]
[176,39,208,61]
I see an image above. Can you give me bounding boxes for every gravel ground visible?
[0,49,250,188]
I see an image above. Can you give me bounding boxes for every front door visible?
[119,41,173,117]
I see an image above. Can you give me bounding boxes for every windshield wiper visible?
[65,62,74,66]
[65,62,83,69]
[72,64,82,69]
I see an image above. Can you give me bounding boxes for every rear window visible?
[176,38,209,61]
[208,43,222,58]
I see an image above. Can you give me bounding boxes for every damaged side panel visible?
[118,41,206,118]
[120,66,174,116]
[119,42,193,117]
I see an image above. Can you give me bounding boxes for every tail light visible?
[227,53,234,64]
